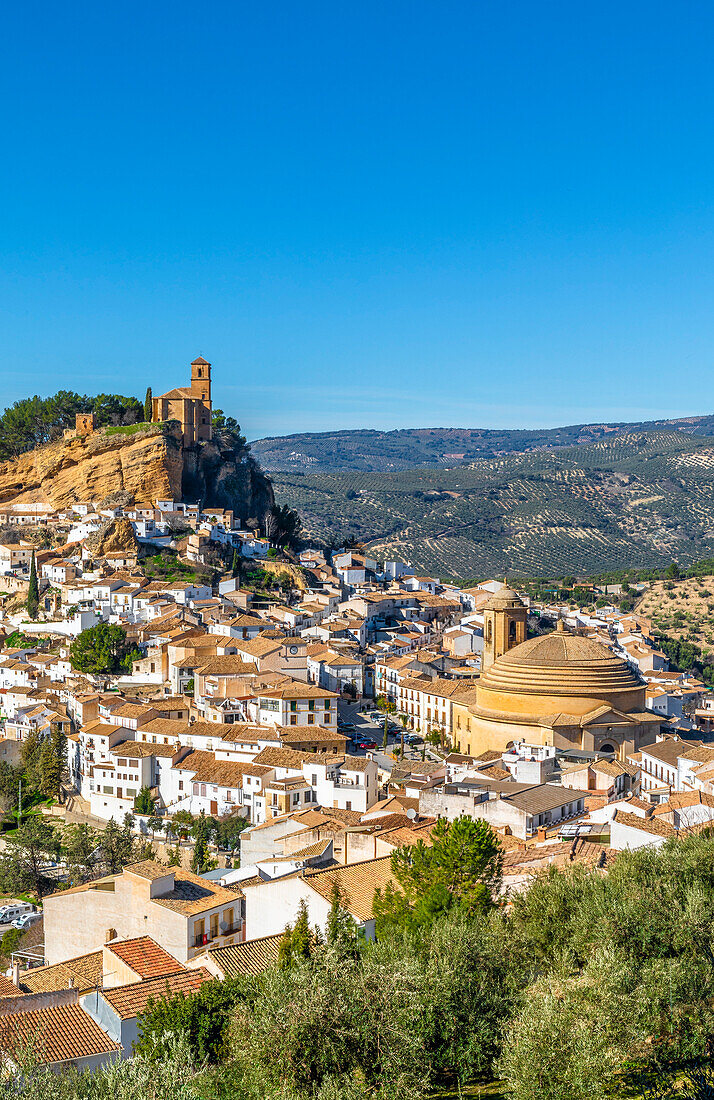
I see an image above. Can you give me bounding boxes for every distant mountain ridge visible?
[251,414,714,472]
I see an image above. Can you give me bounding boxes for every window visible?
[194,919,205,947]
[324,700,330,710]
[210,912,219,939]
[179,781,184,791]
[308,700,315,711]
[290,701,297,712]
[290,715,297,725]
[307,714,315,725]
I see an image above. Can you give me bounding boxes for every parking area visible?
[336,700,429,758]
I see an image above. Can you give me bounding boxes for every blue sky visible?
[2,1,714,440]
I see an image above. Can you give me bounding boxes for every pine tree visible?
[144,386,152,422]
[167,843,181,867]
[27,551,39,620]
[231,549,240,576]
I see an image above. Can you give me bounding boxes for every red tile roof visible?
[106,936,184,979]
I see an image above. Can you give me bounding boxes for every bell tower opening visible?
[482,586,528,671]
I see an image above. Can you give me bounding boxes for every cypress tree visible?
[27,551,39,620]
[144,387,152,423]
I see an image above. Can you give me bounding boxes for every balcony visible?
[194,921,243,948]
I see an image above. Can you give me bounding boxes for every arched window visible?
[486,620,492,644]
[509,620,517,645]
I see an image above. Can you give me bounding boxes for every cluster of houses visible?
[3,507,714,1070]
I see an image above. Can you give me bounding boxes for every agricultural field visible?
[636,576,714,653]
[270,429,714,580]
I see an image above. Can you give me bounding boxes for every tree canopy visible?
[0,390,143,459]
[70,623,139,675]
[373,815,503,934]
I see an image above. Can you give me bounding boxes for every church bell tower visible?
[190,356,212,443]
[482,586,528,671]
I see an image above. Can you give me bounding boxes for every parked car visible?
[0,903,33,925]
[404,733,421,744]
[357,738,378,750]
[339,722,356,733]
[12,911,42,931]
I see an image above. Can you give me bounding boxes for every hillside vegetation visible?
[272,429,714,579]
[252,413,714,472]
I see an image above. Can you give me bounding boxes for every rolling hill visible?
[268,429,714,580]
[251,414,714,473]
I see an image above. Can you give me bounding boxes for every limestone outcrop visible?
[0,424,184,509]
[85,518,140,557]
[0,422,275,524]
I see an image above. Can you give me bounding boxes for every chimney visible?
[105,928,117,942]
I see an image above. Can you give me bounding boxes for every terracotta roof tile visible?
[203,935,282,977]
[301,856,396,921]
[106,936,184,979]
[151,869,242,916]
[100,968,211,1019]
[20,951,103,995]
[0,1003,120,1065]
[0,973,21,998]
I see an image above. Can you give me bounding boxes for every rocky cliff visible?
[0,422,274,521]
[182,431,274,524]
[0,424,184,509]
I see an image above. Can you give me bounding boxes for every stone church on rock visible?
[153,357,212,447]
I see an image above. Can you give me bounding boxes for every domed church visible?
[457,588,661,760]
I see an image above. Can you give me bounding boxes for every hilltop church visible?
[153,357,213,447]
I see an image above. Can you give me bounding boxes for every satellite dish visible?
[406,808,417,820]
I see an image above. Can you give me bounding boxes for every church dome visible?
[483,586,525,611]
[479,631,641,699]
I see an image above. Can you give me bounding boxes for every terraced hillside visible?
[271,430,714,579]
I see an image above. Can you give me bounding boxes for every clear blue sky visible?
[3,1,714,440]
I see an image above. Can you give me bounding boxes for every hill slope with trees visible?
[271,429,714,579]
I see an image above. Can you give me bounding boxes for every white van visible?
[0,903,33,925]
[12,911,42,931]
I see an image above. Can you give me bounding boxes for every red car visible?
[357,738,378,750]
